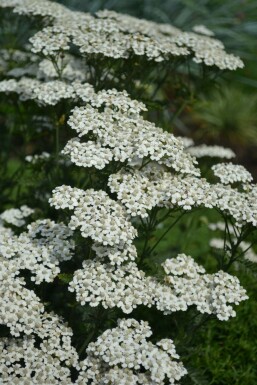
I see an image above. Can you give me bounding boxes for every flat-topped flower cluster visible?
[2,0,244,70]
[69,255,248,319]
[77,318,187,385]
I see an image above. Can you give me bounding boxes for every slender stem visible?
[139,158,151,171]
[156,209,173,225]
[224,234,245,271]
[235,242,255,261]
[78,307,105,355]
[139,208,159,262]
[170,99,188,125]
[147,213,184,256]
[55,124,60,160]
[151,68,169,99]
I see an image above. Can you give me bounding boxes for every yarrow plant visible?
[0,1,255,384]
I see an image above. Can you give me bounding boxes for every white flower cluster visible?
[69,261,153,313]
[92,242,138,265]
[62,138,113,170]
[77,318,187,385]
[62,8,241,68]
[213,183,257,227]
[0,263,44,336]
[0,219,74,283]
[0,205,34,227]
[162,254,248,320]
[0,218,81,383]
[69,254,247,320]
[187,144,236,159]
[212,162,253,185]
[66,104,199,176]
[49,185,137,247]
[0,77,147,109]
[0,314,79,384]
[108,165,216,217]
[25,151,50,163]
[0,77,80,105]
[30,25,72,56]
[13,0,69,19]
[1,335,74,385]
[99,146,254,226]
[2,0,244,70]
[88,88,147,114]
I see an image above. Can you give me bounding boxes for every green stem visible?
[147,213,185,257]
[55,124,60,160]
[170,99,188,125]
[78,307,104,355]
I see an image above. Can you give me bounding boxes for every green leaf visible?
[58,273,73,283]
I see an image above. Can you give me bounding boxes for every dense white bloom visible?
[49,186,137,246]
[0,336,75,384]
[13,0,69,18]
[212,162,253,185]
[0,205,34,227]
[77,318,187,385]
[108,166,216,217]
[30,25,71,56]
[1,0,244,69]
[0,219,79,380]
[89,88,147,114]
[187,144,236,159]
[23,2,243,70]
[173,31,243,70]
[62,138,113,170]
[67,105,199,175]
[69,261,154,313]
[0,268,44,336]
[163,253,206,277]
[69,254,247,320]
[0,311,79,383]
[92,242,138,265]
[0,219,74,283]
[213,183,257,227]
[0,77,75,105]
[0,78,18,92]
[162,254,248,320]
[0,2,251,382]
[0,77,147,110]
[0,245,76,356]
